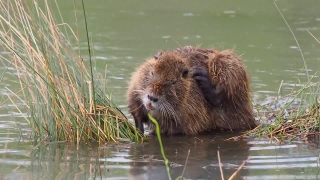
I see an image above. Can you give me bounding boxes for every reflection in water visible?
[0,133,319,179]
[1,134,250,179]
[127,133,251,180]
[31,143,99,179]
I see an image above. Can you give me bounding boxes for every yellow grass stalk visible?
[0,0,143,143]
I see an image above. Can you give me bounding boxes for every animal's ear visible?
[154,50,166,60]
[182,69,189,78]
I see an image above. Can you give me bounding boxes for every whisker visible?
[165,101,179,128]
[164,103,174,134]
[161,103,170,133]
[132,89,145,93]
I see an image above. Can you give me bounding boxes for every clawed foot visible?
[192,67,223,107]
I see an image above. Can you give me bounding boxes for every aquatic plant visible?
[250,80,320,141]
[253,3,320,141]
[230,2,320,141]
[148,114,172,179]
[0,0,143,143]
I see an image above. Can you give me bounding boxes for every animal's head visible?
[141,52,192,115]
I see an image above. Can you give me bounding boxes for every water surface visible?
[1,0,320,179]
[1,133,320,179]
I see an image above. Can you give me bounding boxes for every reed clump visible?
[249,4,320,141]
[253,81,320,141]
[0,0,143,143]
[227,3,320,142]
[225,80,319,142]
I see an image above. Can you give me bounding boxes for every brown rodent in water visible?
[127,46,257,135]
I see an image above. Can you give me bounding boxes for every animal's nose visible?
[147,95,158,102]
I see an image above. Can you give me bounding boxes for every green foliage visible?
[148,114,172,180]
[0,0,143,143]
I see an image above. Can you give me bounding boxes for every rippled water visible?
[1,134,320,179]
[1,0,320,179]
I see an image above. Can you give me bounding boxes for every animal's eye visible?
[182,69,189,78]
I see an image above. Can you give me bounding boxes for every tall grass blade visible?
[0,0,143,143]
[274,1,309,79]
[81,0,96,113]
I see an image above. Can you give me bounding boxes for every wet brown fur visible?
[127,46,257,135]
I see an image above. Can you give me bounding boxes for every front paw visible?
[135,120,145,134]
[192,67,222,106]
[192,67,213,91]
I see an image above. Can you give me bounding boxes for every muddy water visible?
[1,0,320,179]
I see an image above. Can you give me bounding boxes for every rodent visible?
[126,46,257,135]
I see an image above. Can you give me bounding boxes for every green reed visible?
[248,2,320,141]
[0,0,143,143]
[148,114,172,180]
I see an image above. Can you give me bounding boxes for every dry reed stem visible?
[33,135,49,150]
[0,0,141,142]
[217,150,225,180]
[1,86,29,108]
[228,157,250,180]
[181,149,190,179]
[5,88,30,124]
[307,30,320,44]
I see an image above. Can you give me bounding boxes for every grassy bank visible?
[225,3,320,142]
[251,80,320,141]
[223,77,319,142]
[249,4,320,141]
[0,0,143,143]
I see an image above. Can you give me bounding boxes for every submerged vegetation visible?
[0,0,143,143]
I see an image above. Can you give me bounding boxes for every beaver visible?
[126,46,257,135]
